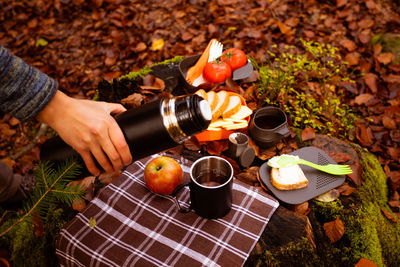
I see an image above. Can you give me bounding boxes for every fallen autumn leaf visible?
[323,217,345,243]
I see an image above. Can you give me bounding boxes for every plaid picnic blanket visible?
[56,154,279,267]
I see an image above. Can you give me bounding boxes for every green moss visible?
[356,150,400,265]
[119,55,184,80]
[119,65,153,80]
[0,206,70,266]
[358,150,389,206]
[311,150,400,266]
[344,203,384,266]
[313,199,344,220]
[255,238,320,267]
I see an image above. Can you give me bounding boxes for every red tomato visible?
[221,48,247,70]
[203,61,232,83]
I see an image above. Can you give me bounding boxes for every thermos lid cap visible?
[199,100,212,122]
[240,146,255,168]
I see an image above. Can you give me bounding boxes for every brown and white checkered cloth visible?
[56,154,279,267]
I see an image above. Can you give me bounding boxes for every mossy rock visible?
[310,147,400,266]
[247,137,400,266]
[96,55,185,103]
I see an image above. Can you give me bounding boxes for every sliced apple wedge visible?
[209,118,236,128]
[212,91,230,120]
[223,118,248,124]
[206,91,219,111]
[207,126,223,131]
[223,122,249,130]
[194,89,208,101]
[230,105,253,121]
[222,95,242,119]
[195,89,253,134]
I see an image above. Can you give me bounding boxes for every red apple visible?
[144,156,183,195]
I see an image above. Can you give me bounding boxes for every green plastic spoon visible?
[267,155,352,175]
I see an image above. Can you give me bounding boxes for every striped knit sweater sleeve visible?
[0,45,58,121]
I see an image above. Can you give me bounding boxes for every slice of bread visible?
[206,91,219,111]
[222,95,242,119]
[212,91,230,120]
[270,165,309,190]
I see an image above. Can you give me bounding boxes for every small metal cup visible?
[228,132,249,159]
[227,133,255,168]
[171,156,233,219]
[189,156,233,219]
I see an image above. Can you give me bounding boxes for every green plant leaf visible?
[255,40,359,138]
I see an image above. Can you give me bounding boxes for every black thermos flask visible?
[40,94,212,173]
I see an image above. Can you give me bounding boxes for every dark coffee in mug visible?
[196,171,227,187]
[201,181,221,187]
[254,115,283,129]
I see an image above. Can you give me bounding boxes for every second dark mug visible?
[249,106,290,148]
[171,156,233,219]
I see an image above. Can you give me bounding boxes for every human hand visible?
[37,91,132,175]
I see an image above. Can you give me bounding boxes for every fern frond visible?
[0,159,84,238]
[54,158,83,183]
[34,160,55,190]
[36,158,82,187]
[50,187,85,206]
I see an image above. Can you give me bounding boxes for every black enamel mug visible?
[249,106,290,148]
[171,156,233,219]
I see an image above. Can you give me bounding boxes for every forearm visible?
[0,45,58,121]
[0,45,132,175]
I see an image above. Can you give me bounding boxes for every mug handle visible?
[170,182,191,213]
[275,125,290,137]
